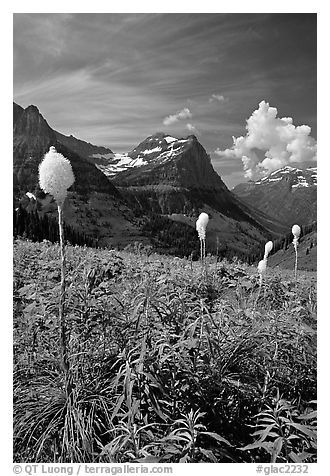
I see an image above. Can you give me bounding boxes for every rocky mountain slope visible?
[232,166,317,227]
[13,102,148,248]
[13,104,119,198]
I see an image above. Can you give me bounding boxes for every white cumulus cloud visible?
[163,107,192,126]
[214,101,317,180]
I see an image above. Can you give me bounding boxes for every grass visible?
[13,238,317,463]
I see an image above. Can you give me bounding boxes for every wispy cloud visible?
[163,108,192,126]
[186,123,199,134]
[209,94,226,103]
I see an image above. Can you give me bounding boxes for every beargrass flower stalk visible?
[254,258,267,312]
[215,235,220,272]
[254,241,273,311]
[39,146,75,391]
[264,241,273,261]
[258,259,267,286]
[196,212,209,268]
[292,224,301,280]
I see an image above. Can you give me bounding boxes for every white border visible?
[3,3,328,475]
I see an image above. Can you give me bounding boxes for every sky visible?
[13,13,317,188]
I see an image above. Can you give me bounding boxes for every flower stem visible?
[203,238,207,275]
[293,241,298,280]
[58,204,70,393]
[253,276,262,313]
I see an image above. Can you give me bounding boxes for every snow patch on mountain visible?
[164,136,177,144]
[267,177,282,182]
[94,152,149,177]
[113,154,134,166]
[140,147,162,155]
[130,157,148,167]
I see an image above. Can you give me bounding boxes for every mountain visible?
[14,104,58,196]
[110,133,257,216]
[232,166,317,227]
[13,103,148,248]
[113,133,230,189]
[13,103,121,199]
[103,132,287,255]
[13,102,25,124]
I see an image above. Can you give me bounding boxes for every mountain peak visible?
[107,131,227,195]
[95,132,210,181]
[13,102,56,142]
[24,104,40,114]
[186,134,198,142]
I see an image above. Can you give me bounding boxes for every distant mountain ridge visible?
[232,165,317,227]
[254,166,317,187]
[54,130,113,162]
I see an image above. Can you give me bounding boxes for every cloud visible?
[163,107,192,126]
[209,94,226,103]
[14,14,316,160]
[186,123,199,134]
[214,101,317,180]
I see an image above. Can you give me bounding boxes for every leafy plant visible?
[159,409,231,462]
[240,390,316,463]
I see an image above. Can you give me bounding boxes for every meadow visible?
[13,238,316,463]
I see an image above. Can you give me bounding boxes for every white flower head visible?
[264,241,273,259]
[292,224,301,239]
[196,212,209,240]
[39,146,75,206]
[258,259,267,275]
